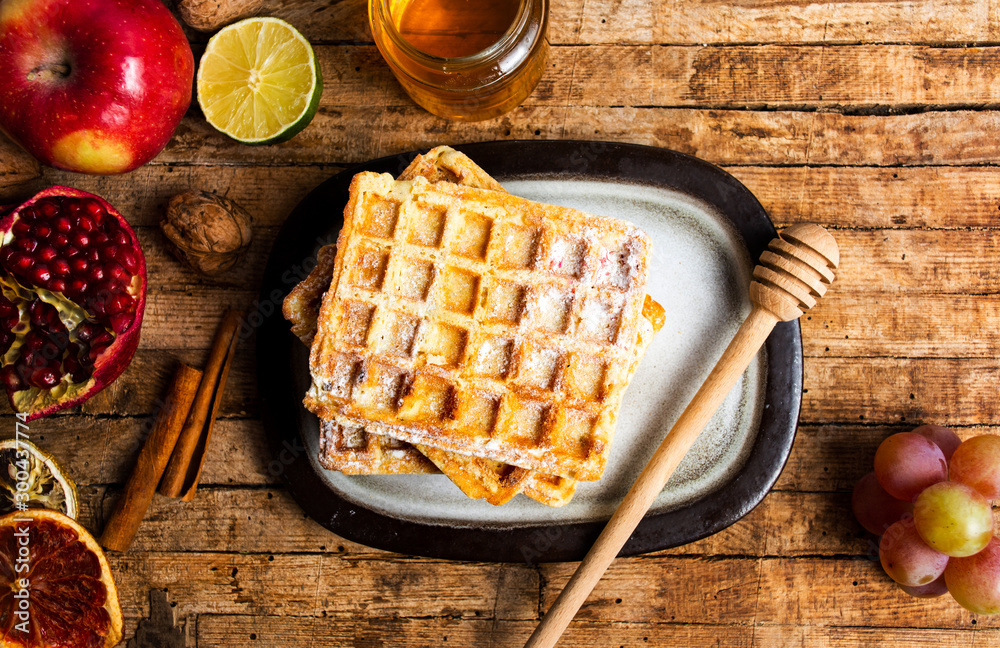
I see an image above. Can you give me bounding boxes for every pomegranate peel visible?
[0,186,146,420]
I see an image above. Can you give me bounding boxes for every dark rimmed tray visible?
[256,140,802,563]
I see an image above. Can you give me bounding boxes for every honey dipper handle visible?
[524,224,839,648]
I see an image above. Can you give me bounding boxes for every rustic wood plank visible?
[9,417,273,486]
[752,557,997,628]
[802,293,1000,358]
[752,626,998,648]
[196,616,756,647]
[16,164,1000,233]
[268,0,1000,46]
[539,556,1000,627]
[733,166,1000,230]
[152,108,1000,167]
[776,424,1000,492]
[74,485,772,556]
[539,557,761,624]
[107,552,538,620]
[802,357,1000,426]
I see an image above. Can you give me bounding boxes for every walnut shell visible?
[177,0,265,31]
[162,191,253,275]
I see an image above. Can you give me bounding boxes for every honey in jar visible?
[369,0,549,121]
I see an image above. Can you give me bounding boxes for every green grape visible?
[914,481,994,557]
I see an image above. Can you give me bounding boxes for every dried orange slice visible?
[0,509,122,648]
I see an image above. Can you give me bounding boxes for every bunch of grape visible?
[852,425,1000,613]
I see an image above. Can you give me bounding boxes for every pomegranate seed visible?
[63,245,79,258]
[22,333,43,352]
[104,261,129,282]
[76,323,96,342]
[12,220,31,236]
[63,353,80,375]
[50,278,67,293]
[85,248,100,262]
[116,248,139,274]
[52,233,70,248]
[105,292,135,315]
[34,223,52,239]
[109,314,131,334]
[31,265,51,285]
[78,216,95,232]
[83,197,104,217]
[54,216,72,233]
[113,230,130,247]
[8,251,33,271]
[37,200,58,219]
[30,367,59,389]
[91,232,109,246]
[70,257,89,274]
[15,238,37,253]
[99,243,118,261]
[1,366,25,392]
[0,301,15,318]
[68,278,88,296]
[87,265,105,283]
[36,246,57,262]
[51,258,70,276]
[0,248,14,264]
[71,231,89,248]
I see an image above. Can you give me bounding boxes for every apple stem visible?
[27,63,71,83]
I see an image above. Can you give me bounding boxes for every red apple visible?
[0,0,194,174]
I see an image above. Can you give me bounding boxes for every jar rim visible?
[372,0,533,70]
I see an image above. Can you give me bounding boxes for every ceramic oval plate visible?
[256,141,801,562]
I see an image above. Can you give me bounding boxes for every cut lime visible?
[197,17,323,144]
[0,438,78,519]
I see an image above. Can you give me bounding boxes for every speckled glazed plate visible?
[256,141,802,562]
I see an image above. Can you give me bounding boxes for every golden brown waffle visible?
[317,417,436,474]
[284,148,582,505]
[305,171,653,480]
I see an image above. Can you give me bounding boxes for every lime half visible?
[0,438,78,519]
[197,17,323,144]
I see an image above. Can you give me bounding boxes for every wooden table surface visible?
[2,0,998,645]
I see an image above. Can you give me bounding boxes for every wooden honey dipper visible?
[525,224,840,648]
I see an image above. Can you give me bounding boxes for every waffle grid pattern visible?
[307,173,651,480]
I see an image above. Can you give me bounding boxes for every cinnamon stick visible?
[100,363,203,552]
[159,308,242,500]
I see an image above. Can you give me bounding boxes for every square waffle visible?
[285,148,588,505]
[305,169,654,481]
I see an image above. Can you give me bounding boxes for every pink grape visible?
[880,517,949,586]
[874,432,948,501]
[899,573,949,598]
[852,472,913,535]
[949,434,1000,500]
[911,424,962,461]
[945,536,1000,614]
[913,481,994,557]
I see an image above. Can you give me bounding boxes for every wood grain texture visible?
[4,0,997,645]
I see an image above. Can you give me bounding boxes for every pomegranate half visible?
[0,186,146,419]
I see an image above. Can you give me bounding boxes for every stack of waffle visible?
[283,147,663,506]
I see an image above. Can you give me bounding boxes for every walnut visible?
[161,191,253,275]
[176,0,265,32]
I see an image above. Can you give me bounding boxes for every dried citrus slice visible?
[0,440,77,519]
[197,17,323,144]
[0,509,122,648]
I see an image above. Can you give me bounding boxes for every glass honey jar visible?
[369,0,549,122]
